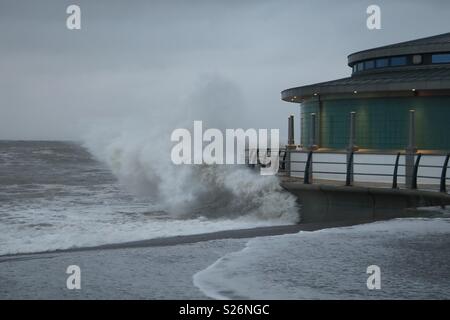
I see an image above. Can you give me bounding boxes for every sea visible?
[0,140,299,256]
[0,141,449,299]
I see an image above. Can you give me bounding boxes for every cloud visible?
[0,0,449,140]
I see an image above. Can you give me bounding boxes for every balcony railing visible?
[246,148,450,193]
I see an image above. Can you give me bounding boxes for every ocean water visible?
[0,238,248,299]
[194,217,450,299]
[1,217,449,299]
[0,141,298,256]
[2,141,449,299]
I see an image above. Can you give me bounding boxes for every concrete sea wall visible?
[281,182,450,223]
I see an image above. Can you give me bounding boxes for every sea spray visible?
[82,76,299,222]
[0,77,300,256]
[83,124,299,222]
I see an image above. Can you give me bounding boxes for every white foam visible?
[81,76,300,223]
[83,123,299,222]
[194,217,450,299]
[0,184,291,255]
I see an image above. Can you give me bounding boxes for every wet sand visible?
[0,219,374,260]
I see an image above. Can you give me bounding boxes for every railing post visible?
[346,152,354,186]
[346,112,358,186]
[299,116,303,148]
[348,112,358,152]
[411,153,422,190]
[304,151,313,184]
[284,114,297,176]
[405,110,417,189]
[392,152,401,189]
[288,115,295,146]
[440,154,450,193]
[286,149,291,176]
[309,113,318,150]
[279,149,286,171]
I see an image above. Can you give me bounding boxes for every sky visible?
[1,0,449,141]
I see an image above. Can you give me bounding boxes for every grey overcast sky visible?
[1,0,449,140]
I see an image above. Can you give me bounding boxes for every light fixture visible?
[412,55,422,65]
[313,93,318,96]
[412,89,416,92]
[353,90,358,94]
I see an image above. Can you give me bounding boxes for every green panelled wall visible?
[300,96,450,150]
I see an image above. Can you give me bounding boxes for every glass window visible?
[412,54,422,64]
[357,62,364,72]
[390,56,407,66]
[375,58,389,68]
[432,53,450,64]
[353,65,357,73]
[364,60,375,69]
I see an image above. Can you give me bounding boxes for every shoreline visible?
[0,219,375,260]
[2,216,448,299]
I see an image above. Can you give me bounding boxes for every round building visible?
[282,32,450,152]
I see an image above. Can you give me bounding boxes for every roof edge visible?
[347,32,450,66]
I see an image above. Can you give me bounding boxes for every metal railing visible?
[246,148,450,193]
[289,150,449,192]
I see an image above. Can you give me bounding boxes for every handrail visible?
[283,149,450,157]
[303,151,313,184]
[345,152,354,186]
[440,154,450,193]
[245,148,450,193]
[411,153,422,189]
[392,152,400,189]
[279,150,287,170]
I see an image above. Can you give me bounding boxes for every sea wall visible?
[281,182,450,223]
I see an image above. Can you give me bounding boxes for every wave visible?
[84,128,298,222]
[193,217,450,299]
[82,76,299,222]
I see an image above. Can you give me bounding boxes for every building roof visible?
[282,33,450,103]
[348,32,450,66]
[281,64,450,102]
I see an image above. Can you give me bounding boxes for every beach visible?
[2,216,450,299]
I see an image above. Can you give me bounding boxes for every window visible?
[375,58,389,68]
[432,53,450,64]
[357,62,364,72]
[390,56,407,66]
[412,55,422,64]
[364,60,375,69]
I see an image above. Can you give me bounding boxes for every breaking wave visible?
[83,124,298,222]
[83,76,299,223]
